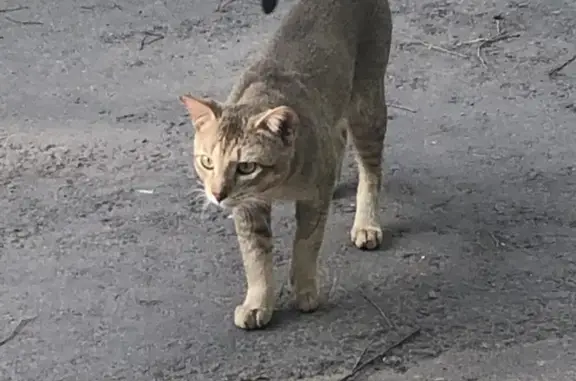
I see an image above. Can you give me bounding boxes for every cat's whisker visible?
[189,195,206,203]
[199,197,219,221]
[188,188,206,196]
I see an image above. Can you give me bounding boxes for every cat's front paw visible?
[294,286,319,313]
[351,225,383,250]
[234,304,273,330]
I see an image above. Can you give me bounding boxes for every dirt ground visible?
[1,0,575,380]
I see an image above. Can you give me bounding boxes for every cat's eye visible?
[237,162,258,175]
[198,155,213,170]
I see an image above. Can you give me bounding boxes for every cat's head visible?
[180,94,299,209]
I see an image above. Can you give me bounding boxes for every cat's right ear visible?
[179,94,222,129]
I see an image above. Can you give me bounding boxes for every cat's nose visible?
[211,190,227,202]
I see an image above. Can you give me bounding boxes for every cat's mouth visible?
[205,190,267,210]
[205,193,240,209]
[206,195,234,209]
[219,197,268,210]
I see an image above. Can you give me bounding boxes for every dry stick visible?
[215,0,236,12]
[342,292,400,377]
[327,274,339,301]
[476,33,521,68]
[338,327,421,381]
[359,291,395,329]
[0,6,29,13]
[494,14,504,35]
[409,39,468,58]
[454,37,487,47]
[0,316,37,347]
[430,195,456,210]
[5,16,43,25]
[548,54,576,77]
[387,103,417,113]
[139,31,164,51]
[350,336,379,372]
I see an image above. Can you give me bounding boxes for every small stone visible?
[382,355,402,366]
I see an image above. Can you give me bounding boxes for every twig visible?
[139,31,164,51]
[5,16,43,25]
[342,292,397,379]
[338,327,421,381]
[327,274,338,301]
[350,337,378,373]
[454,37,487,47]
[359,291,394,328]
[476,33,521,68]
[0,316,37,347]
[430,195,455,210]
[215,0,236,12]
[116,113,136,122]
[548,54,576,77]
[488,232,502,247]
[494,15,504,35]
[0,6,29,13]
[136,299,161,306]
[408,39,469,58]
[387,103,417,113]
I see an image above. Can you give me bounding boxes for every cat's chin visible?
[223,199,265,211]
[219,200,235,209]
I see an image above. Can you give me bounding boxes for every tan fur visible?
[180,0,392,329]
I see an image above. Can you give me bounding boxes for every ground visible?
[1,0,575,380]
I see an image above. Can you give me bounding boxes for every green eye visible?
[198,155,213,170]
[237,162,258,175]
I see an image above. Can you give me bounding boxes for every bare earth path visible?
[1,0,575,380]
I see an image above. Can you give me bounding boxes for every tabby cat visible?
[180,0,392,329]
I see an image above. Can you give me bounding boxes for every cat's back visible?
[262,0,392,86]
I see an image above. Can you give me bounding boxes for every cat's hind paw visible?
[294,287,319,313]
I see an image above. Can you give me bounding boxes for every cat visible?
[180,0,392,329]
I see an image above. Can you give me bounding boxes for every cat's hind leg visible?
[346,78,388,250]
[290,195,331,312]
[333,118,349,192]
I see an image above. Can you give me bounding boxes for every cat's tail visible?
[261,0,278,14]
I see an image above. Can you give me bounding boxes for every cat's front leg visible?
[232,203,275,329]
[291,195,331,313]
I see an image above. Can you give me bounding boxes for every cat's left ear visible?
[179,93,222,129]
[255,106,299,146]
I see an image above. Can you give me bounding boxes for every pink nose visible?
[211,190,227,202]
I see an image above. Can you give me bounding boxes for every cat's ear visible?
[255,106,299,146]
[179,93,222,129]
